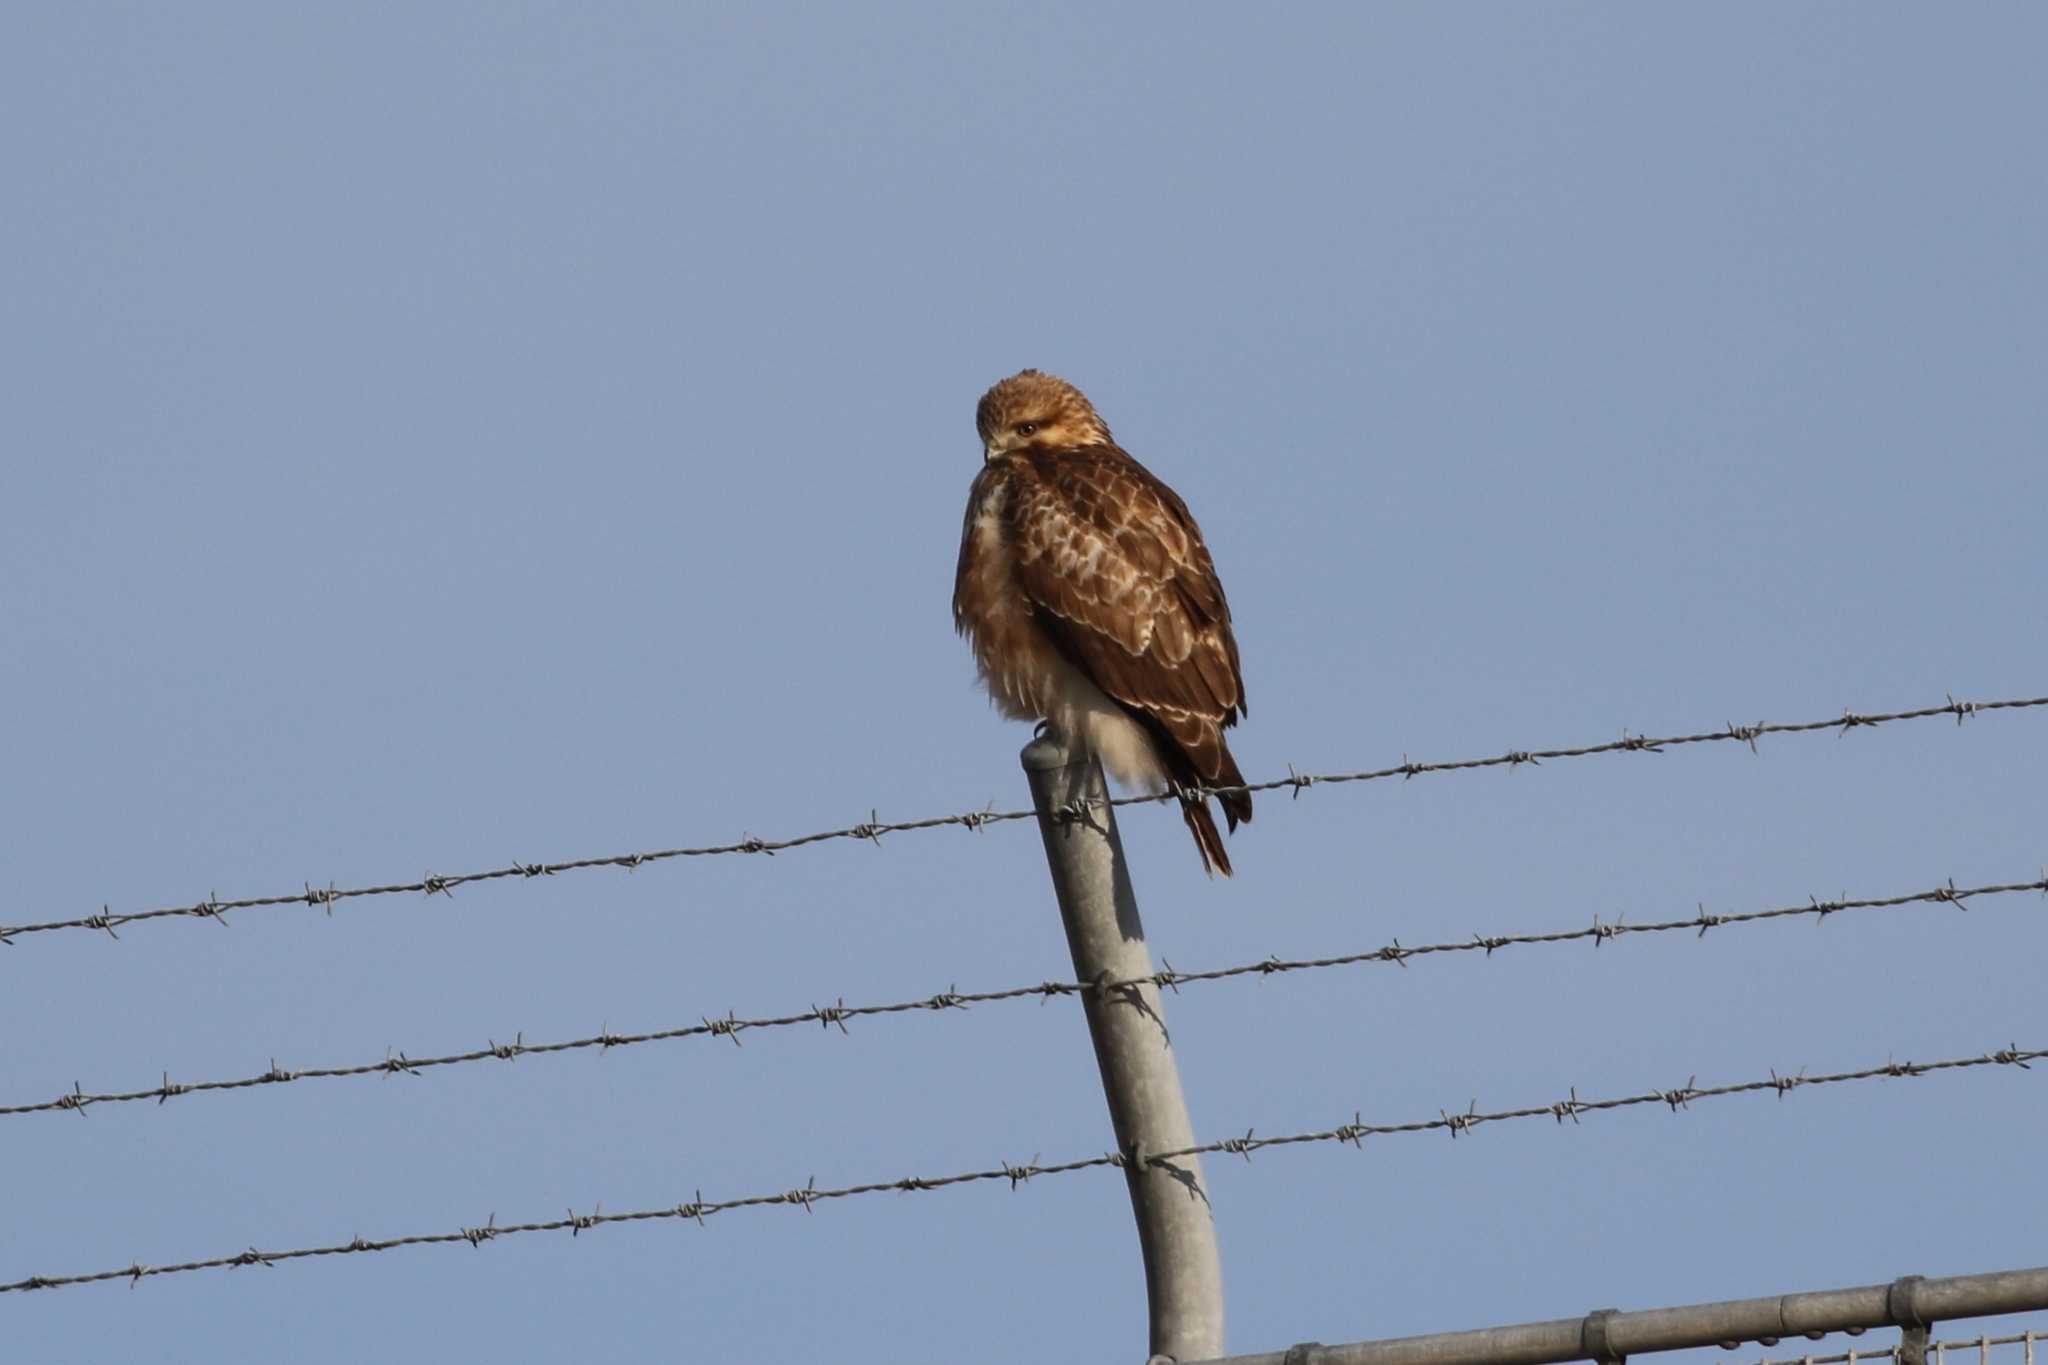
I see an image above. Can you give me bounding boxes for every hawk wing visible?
[1006,445,1251,824]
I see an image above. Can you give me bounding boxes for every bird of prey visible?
[953,370,1251,876]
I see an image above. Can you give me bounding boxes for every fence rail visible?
[1192,1268,2048,1365]
[5,1042,2038,1296]
[4,692,2039,949]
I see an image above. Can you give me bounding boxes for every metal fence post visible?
[1891,1276,1931,1365]
[1021,733,1227,1363]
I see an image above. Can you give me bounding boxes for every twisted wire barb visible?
[8,873,2041,1120]
[3,1042,2039,1295]
[4,693,2041,949]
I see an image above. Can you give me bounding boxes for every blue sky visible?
[3,5,2044,1361]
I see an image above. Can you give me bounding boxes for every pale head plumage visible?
[976,369,1113,460]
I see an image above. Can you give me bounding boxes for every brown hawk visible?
[953,370,1251,875]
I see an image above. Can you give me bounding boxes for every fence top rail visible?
[1194,1268,2048,1365]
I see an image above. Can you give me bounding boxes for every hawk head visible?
[976,370,1113,460]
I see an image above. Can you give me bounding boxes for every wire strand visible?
[6,872,2041,1121]
[4,693,2040,949]
[4,1041,2039,1295]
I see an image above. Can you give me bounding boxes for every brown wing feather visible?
[1006,445,1251,832]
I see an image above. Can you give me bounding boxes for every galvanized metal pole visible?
[1021,733,1226,1364]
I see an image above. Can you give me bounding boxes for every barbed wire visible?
[1733,1328,2040,1365]
[7,871,2040,1122]
[3,1041,2039,1295]
[3,693,2040,951]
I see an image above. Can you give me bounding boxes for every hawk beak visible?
[982,445,998,463]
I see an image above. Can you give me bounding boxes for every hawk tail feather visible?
[1180,795,1233,878]
[1212,752,1252,832]
[1180,749,1248,878]
[1126,705,1251,876]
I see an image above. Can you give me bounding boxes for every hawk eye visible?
[1015,421,1039,436]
